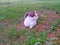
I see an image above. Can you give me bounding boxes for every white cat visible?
[24,11,38,29]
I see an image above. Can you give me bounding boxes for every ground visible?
[0,0,60,45]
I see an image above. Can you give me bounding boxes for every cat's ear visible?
[35,10,39,15]
[35,10,37,13]
[35,10,38,15]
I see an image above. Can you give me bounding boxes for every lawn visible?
[0,0,60,45]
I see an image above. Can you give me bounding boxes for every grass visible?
[0,0,60,21]
[0,0,60,45]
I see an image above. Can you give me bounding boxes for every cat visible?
[24,10,38,29]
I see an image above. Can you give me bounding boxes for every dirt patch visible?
[14,10,60,31]
[14,22,25,30]
[18,35,27,42]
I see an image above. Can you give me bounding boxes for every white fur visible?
[24,13,38,29]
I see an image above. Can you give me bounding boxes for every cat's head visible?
[29,10,39,17]
[29,12,35,17]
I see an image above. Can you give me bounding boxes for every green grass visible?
[0,0,60,45]
[0,0,60,21]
